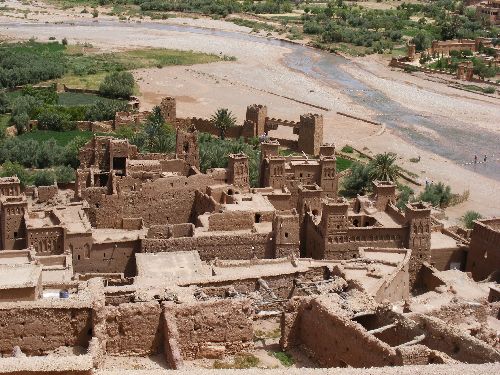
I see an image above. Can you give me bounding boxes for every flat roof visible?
[431,232,459,249]
[92,228,147,244]
[0,264,42,290]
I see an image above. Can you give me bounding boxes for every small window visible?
[255,213,262,223]
[13,232,18,238]
[284,232,289,238]
[77,255,81,260]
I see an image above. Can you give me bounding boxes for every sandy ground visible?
[0,0,499,223]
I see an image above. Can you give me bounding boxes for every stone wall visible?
[82,173,218,228]
[281,297,399,367]
[0,305,92,356]
[164,299,253,360]
[104,301,163,356]
[141,232,273,261]
[466,219,500,281]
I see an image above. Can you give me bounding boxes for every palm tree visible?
[368,152,400,182]
[210,108,236,140]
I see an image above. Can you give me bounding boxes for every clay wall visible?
[164,299,253,360]
[82,173,217,228]
[193,266,327,300]
[430,246,467,271]
[104,301,163,356]
[281,297,398,367]
[416,315,500,363]
[26,227,65,255]
[0,178,21,197]
[264,193,292,211]
[208,211,254,232]
[0,305,92,356]
[73,240,138,277]
[141,232,273,261]
[419,263,446,292]
[0,286,39,303]
[466,219,500,280]
[192,190,220,219]
[121,218,143,230]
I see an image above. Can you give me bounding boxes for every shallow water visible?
[3,20,499,180]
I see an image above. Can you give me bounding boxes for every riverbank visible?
[0,0,498,223]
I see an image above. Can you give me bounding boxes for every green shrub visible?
[484,86,496,94]
[341,145,354,153]
[0,161,30,187]
[271,351,294,367]
[461,210,482,229]
[418,182,452,208]
[37,107,72,131]
[31,170,56,187]
[0,91,9,114]
[341,162,372,197]
[213,354,259,369]
[85,99,127,121]
[54,165,75,184]
[98,71,135,99]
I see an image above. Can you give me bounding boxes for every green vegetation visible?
[427,52,499,79]
[341,145,353,153]
[210,108,237,140]
[254,328,281,340]
[336,157,353,172]
[417,182,452,208]
[17,130,96,146]
[459,84,497,94]
[99,71,135,99]
[270,351,294,367]
[229,18,276,32]
[0,41,228,91]
[0,161,75,187]
[213,353,260,369]
[461,210,482,229]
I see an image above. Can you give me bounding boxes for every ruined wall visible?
[165,299,253,360]
[0,305,92,355]
[208,211,254,232]
[36,185,58,203]
[73,240,138,277]
[82,174,217,228]
[416,315,500,363]
[193,266,327,300]
[430,246,467,271]
[141,232,273,261]
[281,297,398,367]
[104,301,163,356]
[466,219,500,281]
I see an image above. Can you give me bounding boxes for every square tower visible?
[298,113,323,156]
[372,180,397,211]
[176,127,200,170]
[319,156,337,199]
[228,153,250,189]
[0,196,28,250]
[0,177,21,197]
[405,202,432,288]
[160,96,177,124]
[245,104,268,136]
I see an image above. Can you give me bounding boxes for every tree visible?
[0,161,30,187]
[98,71,135,99]
[368,152,399,182]
[418,182,452,208]
[412,31,431,52]
[341,163,372,197]
[32,170,56,187]
[210,108,236,140]
[461,210,482,229]
[0,91,8,114]
[54,165,75,184]
[85,99,127,121]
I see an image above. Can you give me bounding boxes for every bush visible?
[54,165,75,184]
[0,161,30,187]
[85,99,127,121]
[341,145,354,153]
[32,169,56,187]
[37,107,72,131]
[418,182,452,208]
[12,112,29,134]
[0,91,9,114]
[98,72,135,99]
[484,86,496,94]
[461,210,482,229]
[341,162,371,197]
